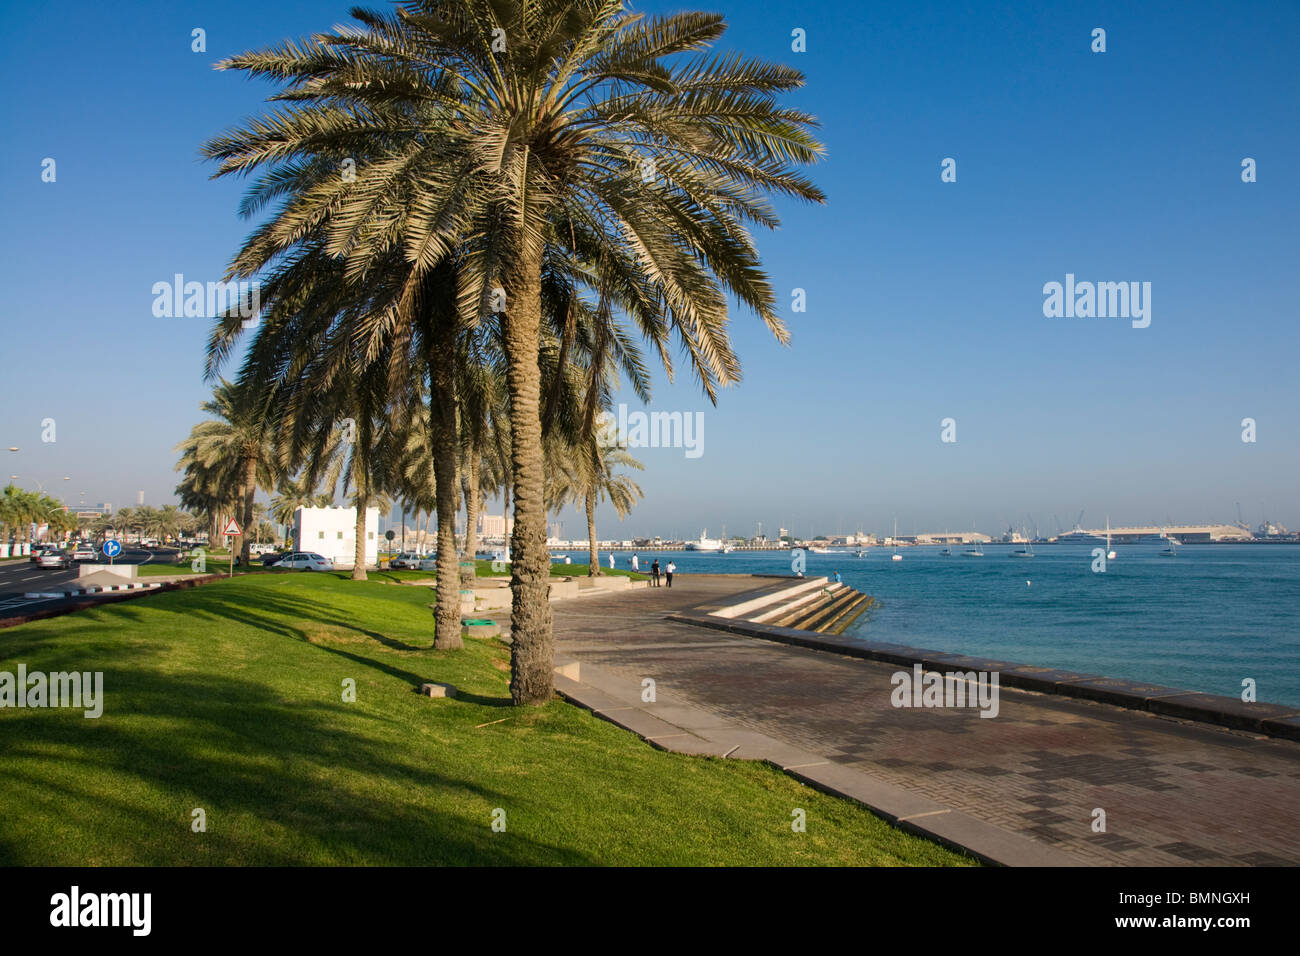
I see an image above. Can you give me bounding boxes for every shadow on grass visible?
[0,629,587,866]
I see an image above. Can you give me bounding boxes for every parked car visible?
[259,551,291,567]
[274,552,334,571]
[389,552,425,570]
[417,556,439,571]
[36,549,71,569]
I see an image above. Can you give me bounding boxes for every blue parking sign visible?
[103,540,121,559]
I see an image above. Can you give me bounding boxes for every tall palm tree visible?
[205,0,824,702]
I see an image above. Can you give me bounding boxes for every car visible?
[260,551,290,567]
[30,544,58,562]
[36,550,70,569]
[69,544,97,563]
[389,552,425,570]
[274,552,334,571]
[417,556,439,571]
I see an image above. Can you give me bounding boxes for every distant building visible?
[479,513,512,539]
[292,506,379,565]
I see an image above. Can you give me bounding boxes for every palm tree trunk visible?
[586,491,599,576]
[352,503,368,580]
[463,451,480,586]
[240,456,257,566]
[503,249,554,704]
[430,350,462,651]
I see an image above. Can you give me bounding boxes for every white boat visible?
[939,545,952,556]
[962,540,984,557]
[1012,541,1034,558]
[891,519,903,561]
[1160,532,1180,556]
[1106,516,1116,561]
[685,529,723,552]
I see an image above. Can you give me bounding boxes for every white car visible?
[69,544,97,563]
[417,556,439,571]
[389,552,424,570]
[274,552,334,571]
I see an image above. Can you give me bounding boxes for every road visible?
[0,547,179,623]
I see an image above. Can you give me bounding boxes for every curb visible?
[25,582,161,598]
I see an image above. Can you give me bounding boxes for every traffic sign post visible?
[222,518,242,577]
[102,539,121,565]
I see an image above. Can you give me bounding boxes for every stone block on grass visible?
[419,682,457,699]
[462,618,501,639]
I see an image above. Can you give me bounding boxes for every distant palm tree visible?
[271,473,334,539]
[548,441,643,574]
[178,380,279,564]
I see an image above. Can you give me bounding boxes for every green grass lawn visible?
[0,572,973,866]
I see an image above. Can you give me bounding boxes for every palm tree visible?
[0,485,41,550]
[271,472,335,542]
[205,1,824,702]
[175,450,239,546]
[178,380,280,564]
[547,440,643,574]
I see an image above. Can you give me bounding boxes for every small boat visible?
[962,541,984,557]
[1012,542,1034,557]
[891,519,902,561]
[1106,516,1117,561]
[1160,535,1180,557]
[855,549,866,558]
[939,545,952,556]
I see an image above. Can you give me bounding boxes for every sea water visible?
[555,544,1300,708]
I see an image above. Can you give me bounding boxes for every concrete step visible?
[794,587,865,632]
[710,577,830,620]
[764,584,845,628]
[819,593,872,635]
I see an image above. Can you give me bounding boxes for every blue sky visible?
[1,0,1296,539]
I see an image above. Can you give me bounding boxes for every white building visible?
[292,506,379,566]
[479,513,512,540]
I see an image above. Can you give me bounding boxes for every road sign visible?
[103,540,121,559]
[222,518,242,536]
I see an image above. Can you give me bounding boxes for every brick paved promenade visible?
[551,574,1300,865]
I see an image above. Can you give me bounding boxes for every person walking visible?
[665,561,676,587]
[608,552,615,570]
[650,558,661,587]
[631,553,639,572]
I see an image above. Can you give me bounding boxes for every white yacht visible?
[685,529,723,552]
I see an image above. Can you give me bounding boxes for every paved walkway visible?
[550,574,1300,866]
